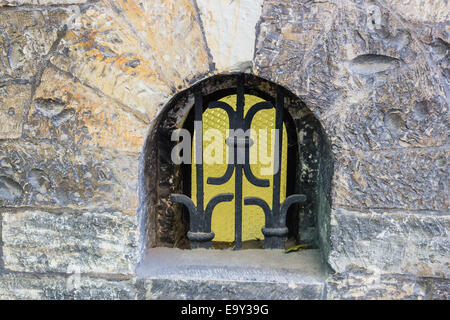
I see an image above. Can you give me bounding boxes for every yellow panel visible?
[192,94,287,243]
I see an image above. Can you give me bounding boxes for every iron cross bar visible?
[170,75,306,249]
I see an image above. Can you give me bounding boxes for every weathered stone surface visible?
[385,0,449,24]
[255,0,337,71]
[328,208,450,278]
[0,83,31,139]
[332,147,448,211]
[0,140,139,211]
[2,209,139,274]
[0,0,447,300]
[327,269,450,300]
[324,86,448,151]
[326,270,430,300]
[0,175,23,201]
[254,0,448,152]
[50,0,212,121]
[105,0,211,88]
[145,278,324,300]
[0,273,138,300]
[49,2,171,122]
[196,0,264,72]
[254,0,337,109]
[0,1,87,6]
[429,278,450,300]
[0,9,68,80]
[138,248,326,299]
[27,67,148,153]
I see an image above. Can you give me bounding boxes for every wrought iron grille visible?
[170,75,306,249]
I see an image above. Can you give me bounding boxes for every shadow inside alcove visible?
[139,73,333,262]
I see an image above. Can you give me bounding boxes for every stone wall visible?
[0,0,448,299]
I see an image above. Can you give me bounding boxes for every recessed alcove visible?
[138,74,333,296]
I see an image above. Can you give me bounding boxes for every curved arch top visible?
[141,73,333,254]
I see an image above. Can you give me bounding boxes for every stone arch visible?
[140,73,333,258]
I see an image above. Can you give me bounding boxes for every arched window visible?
[142,74,332,252]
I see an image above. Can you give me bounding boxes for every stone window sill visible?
[136,248,326,299]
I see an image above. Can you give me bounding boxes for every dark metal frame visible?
[170,75,306,249]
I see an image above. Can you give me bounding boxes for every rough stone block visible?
[0,140,139,211]
[0,9,68,80]
[328,208,450,278]
[321,80,449,151]
[429,278,450,300]
[0,1,87,6]
[2,209,139,274]
[326,271,429,300]
[254,0,448,154]
[105,0,211,89]
[0,273,138,300]
[385,0,449,24]
[145,278,324,300]
[138,248,326,300]
[332,147,448,211]
[28,67,148,153]
[50,0,211,121]
[49,1,170,122]
[0,83,31,139]
[196,0,264,72]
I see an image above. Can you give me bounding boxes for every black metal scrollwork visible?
[170,75,306,249]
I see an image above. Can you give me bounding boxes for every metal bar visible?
[233,75,245,250]
[234,137,243,250]
[272,86,284,225]
[280,194,307,219]
[194,90,204,217]
[234,75,245,250]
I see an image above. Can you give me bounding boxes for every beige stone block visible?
[196,0,264,72]
[0,0,87,5]
[2,209,139,274]
[0,9,68,80]
[106,0,211,88]
[29,67,148,153]
[0,83,31,139]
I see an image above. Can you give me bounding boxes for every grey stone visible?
[0,83,31,139]
[349,54,401,75]
[145,278,324,300]
[332,147,448,211]
[33,98,67,119]
[27,168,51,194]
[0,9,68,80]
[327,208,450,278]
[51,108,75,127]
[0,176,23,202]
[429,278,450,300]
[327,270,429,300]
[2,209,140,274]
[254,0,448,152]
[138,248,326,299]
[0,273,138,300]
[0,140,139,211]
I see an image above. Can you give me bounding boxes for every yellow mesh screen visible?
[192,94,287,243]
